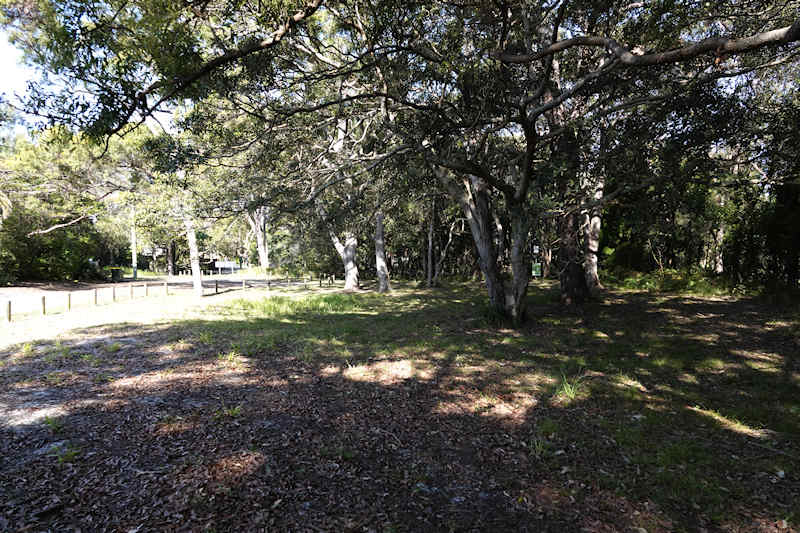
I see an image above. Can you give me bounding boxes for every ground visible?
[1,281,798,532]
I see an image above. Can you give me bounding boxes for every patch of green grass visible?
[43,416,64,433]
[79,353,101,366]
[213,404,242,419]
[552,370,586,404]
[54,444,81,463]
[103,342,123,354]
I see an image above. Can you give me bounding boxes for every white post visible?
[93,289,98,306]
[67,292,71,311]
[41,295,46,316]
[5,300,10,322]
[164,281,168,296]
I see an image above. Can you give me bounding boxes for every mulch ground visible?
[1,287,798,532]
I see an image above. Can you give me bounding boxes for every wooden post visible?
[215,280,218,294]
[93,288,98,306]
[164,281,168,295]
[67,292,71,311]
[5,300,10,323]
[144,282,149,297]
[112,286,116,302]
[41,295,46,316]
[267,279,271,293]
[242,279,246,290]
[130,283,134,300]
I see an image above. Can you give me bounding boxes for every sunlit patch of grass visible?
[103,342,123,354]
[551,370,587,405]
[687,406,769,438]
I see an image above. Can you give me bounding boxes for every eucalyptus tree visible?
[4,0,799,320]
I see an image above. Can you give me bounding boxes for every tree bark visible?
[508,204,531,325]
[184,217,204,297]
[436,168,506,313]
[166,240,175,276]
[559,211,590,305]
[426,198,435,287]
[375,210,391,293]
[130,208,138,280]
[583,176,604,293]
[331,231,359,290]
[246,207,270,273]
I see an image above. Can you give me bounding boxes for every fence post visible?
[5,300,10,323]
[94,288,98,306]
[144,282,149,297]
[67,292,71,311]
[242,279,246,290]
[130,283,134,300]
[215,280,218,294]
[267,279,271,293]
[164,281,168,296]
[41,295,46,316]
[112,286,116,302]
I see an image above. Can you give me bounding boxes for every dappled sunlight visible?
[687,406,774,439]
[2,285,798,531]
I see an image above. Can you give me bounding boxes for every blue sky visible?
[0,33,36,106]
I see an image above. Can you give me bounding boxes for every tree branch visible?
[495,19,800,66]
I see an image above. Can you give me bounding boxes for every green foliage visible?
[0,204,107,282]
[605,269,730,296]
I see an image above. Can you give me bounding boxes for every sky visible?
[1,32,38,135]
[0,33,36,106]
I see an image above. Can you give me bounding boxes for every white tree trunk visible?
[184,217,204,297]
[375,211,391,293]
[583,177,604,293]
[331,231,359,290]
[130,208,138,280]
[245,208,270,272]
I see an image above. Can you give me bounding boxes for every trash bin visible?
[110,267,123,282]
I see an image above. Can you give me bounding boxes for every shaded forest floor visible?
[1,282,799,532]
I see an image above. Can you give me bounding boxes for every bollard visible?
[41,295,46,316]
[164,281,169,296]
[267,279,271,293]
[242,279,246,290]
[215,280,219,294]
[144,282,149,297]
[67,292,71,311]
[94,288,98,306]
[112,286,116,302]
[5,300,10,322]
[130,283,134,300]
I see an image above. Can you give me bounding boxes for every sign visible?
[214,261,237,269]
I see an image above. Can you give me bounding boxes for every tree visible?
[4,1,799,320]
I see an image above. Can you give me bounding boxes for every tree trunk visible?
[508,204,531,325]
[184,217,203,297]
[130,208,138,280]
[375,210,391,293]
[246,208,270,273]
[331,231,359,290]
[583,177,604,294]
[437,169,506,313]
[559,211,590,305]
[166,240,175,276]
[426,198,435,287]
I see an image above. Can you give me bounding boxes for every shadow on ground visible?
[1,283,798,532]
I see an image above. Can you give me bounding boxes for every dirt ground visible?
[1,284,798,532]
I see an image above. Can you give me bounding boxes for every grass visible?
[1,281,797,531]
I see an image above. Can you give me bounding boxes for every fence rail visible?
[1,276,321,324]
